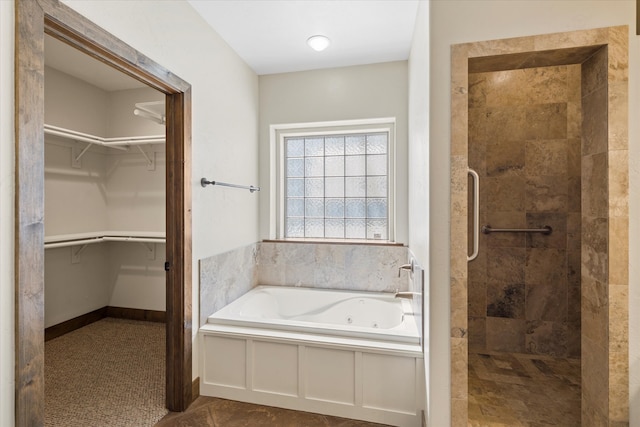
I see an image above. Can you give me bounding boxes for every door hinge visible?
[164,261,170,272]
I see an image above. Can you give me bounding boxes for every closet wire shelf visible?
[44,232,166,249]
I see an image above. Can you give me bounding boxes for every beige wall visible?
[44,66,167,324]
[0,1,260,411]
[407,0,430,422]
[258,61,409,244]
[431,1,638,425]
[60,0,260,383]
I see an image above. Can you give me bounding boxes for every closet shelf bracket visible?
[136,146,155,170]
[71,244,89,264]
[72,142,93,168]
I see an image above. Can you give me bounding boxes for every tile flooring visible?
[155,396,391,427]
[468,351,581,426]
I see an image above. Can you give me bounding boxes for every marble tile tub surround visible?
[199,243,259,327]
[257,241,408,292]
[200,241,411,326]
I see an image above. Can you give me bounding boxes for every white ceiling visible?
[188,0,420,75]
[45,35,146,92]
[44,1,420,91]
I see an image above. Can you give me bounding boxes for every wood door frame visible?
[15,0,193,425]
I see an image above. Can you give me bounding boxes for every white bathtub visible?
[200,286,424,427]
[207,285,420,344]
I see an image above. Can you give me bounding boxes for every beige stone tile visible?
[607,25,629,83]
[568,284,581,324]
[608,82,628,151]
[567,64,582,103]
[525,248,567,286]
[582,402,609,427]
[609,216,629,286]
[468,74,487,108]
[525,283,567,322]
[468,36,535,58]
[567,175,581,213]
[609,348,629,423]
[567,249,581,288]
[609,284,628,353]
[483,67,568,107]
[486,176,525,212]
[525,212,567,250]
[523,103,568,140]
[451,276,468,337]
[467,280,487,317]
[484,106,527,142]
[567,138,581,177]
[451,155,468,217]
[451,397,468,427]
[452,44,470,81]
[525,320,576,357]
[451,337,468,400]
[581,275,608,346]
[582,153,608,218]
[581,46,608,98]
[452,92,469,156]
[582,335,609,420]
[525,139,567,177]
[608,149,628,218]
[567,101,582,139]
[487,282,524,319]
[486,211,526,248]
[525,176,569,212]
[566,212,581,250]
[451,215,468,280]
[582,216,608,283]
[485,317,525,353]
[468,243,487,284]
[468,107,487,147]
[468,316,486,352]
[533,26,608,53]
[487,247,525,283]
[486,138,524,178]
[582,86,608,156]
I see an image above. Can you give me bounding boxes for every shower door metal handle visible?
[468,168,479,261]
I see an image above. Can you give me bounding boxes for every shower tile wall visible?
[468,65,581,358]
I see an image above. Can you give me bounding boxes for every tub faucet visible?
[394,290,422,299]
[398,262,413,277]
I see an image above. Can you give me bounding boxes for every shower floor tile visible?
[468,351,580,427]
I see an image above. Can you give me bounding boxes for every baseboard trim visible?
[45,307,108,341]
[106,306,166,323]
[192,377,200,402]
[45,306,166,341]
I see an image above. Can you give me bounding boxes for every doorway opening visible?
[15,1,192,425]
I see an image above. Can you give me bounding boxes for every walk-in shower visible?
[450,26,629,427]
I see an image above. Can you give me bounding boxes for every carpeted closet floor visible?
[45,318,168,427]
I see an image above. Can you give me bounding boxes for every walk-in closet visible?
[43,34,169,426]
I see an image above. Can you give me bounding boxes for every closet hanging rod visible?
[44,234,166,249]
[481,225,552,235]
[201,178,260,193]
[44,124,165,146]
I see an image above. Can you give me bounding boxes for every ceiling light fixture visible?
[306,35,331,52]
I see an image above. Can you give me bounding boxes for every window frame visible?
[270,118,396,242]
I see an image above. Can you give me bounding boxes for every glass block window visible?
[284,132,388,240]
